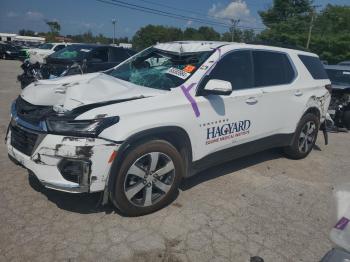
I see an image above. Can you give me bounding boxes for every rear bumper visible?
[6,125,120,193]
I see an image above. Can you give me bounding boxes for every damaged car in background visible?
[18,44,136,88]
[324,65,350,131]
[6,41,331,216]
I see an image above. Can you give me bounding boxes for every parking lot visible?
[0,59,349,262]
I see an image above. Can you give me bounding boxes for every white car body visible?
[28,42,70,64]
[7,41,331,195]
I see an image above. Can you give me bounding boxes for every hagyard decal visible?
[205,120,251,145]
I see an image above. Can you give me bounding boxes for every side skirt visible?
[189,133,293,176]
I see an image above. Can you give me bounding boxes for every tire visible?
[284,113,320,159]
[110,140,184,216]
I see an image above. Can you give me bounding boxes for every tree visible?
[46,21,61,34]
[132,25,183,50]
[221,29,256,43]
[258,0,313,48]
[257,1,350,63]
[310,5,350,63]
[45,20,61,42]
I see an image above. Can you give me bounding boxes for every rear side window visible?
[298,55,328,79]
[253,51,295,87]
[204,50,253,90]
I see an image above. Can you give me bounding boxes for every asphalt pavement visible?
[0,59,349,262]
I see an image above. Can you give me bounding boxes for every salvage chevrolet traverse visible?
[6,41,331,216]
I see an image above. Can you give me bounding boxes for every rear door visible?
[250,50,298,134]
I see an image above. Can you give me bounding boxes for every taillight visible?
[325,84,332,93]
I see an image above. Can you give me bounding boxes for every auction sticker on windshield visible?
[167,67,191,79]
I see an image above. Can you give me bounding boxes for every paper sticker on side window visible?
[167,67,190,79]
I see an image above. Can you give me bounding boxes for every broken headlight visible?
[46,116,119,137]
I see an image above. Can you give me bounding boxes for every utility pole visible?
[306,13,314,49]
[306,5,320,49]
[230,19,240,42]
[112,19,116,45]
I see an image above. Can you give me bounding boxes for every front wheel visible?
[284,113,319,159]
[110,140,184,216]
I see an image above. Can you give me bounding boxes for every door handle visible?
[245,97,258,105]
[295,90,303,97]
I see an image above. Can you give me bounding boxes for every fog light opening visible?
[58,158,91,186]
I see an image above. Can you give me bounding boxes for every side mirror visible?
[203,79,232,96]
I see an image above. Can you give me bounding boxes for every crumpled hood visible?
[21,72,167,111]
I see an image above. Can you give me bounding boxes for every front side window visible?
[253,51,295,87]
[107,47,212,90]
[201,50,253,91]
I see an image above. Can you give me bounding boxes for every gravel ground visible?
[0,59,349,262]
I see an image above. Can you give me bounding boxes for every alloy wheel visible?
[298,121,317,153]
[123,152,175,207]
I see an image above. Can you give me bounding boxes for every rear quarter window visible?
[298,55,328,79]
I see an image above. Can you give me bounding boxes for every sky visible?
[0,0,348,39]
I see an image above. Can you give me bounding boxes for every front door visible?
[194,50,271,159]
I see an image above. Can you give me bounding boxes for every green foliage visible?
[259,1,350,63]
[45,21,61,42]
[221,29,256,43]
[132,25,254,50]
[132,25,183,50]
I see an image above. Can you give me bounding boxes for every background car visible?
[40,44,136,78]
[338,61,350,66]
[0,42,20,59]
[18,44,136,88]
[324,64,350,129]
[27,42,70,63]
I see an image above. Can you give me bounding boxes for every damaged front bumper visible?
[6,122,120,193]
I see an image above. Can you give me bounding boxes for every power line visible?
[97,0,230,28]
[134,0,241,23]
[96,0,265,31]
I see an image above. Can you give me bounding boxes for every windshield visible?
[326,69,350,86]
[39,43,54,50]
[49,45,93,60]
[106,47,213,90]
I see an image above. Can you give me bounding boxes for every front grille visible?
[15,96,54,126]
[10,124,39,156]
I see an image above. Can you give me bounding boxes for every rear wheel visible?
[284,113,319,159]
[110,140,184,216]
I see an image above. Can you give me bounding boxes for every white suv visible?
[6,41,331,216]
[28,42,69,63]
